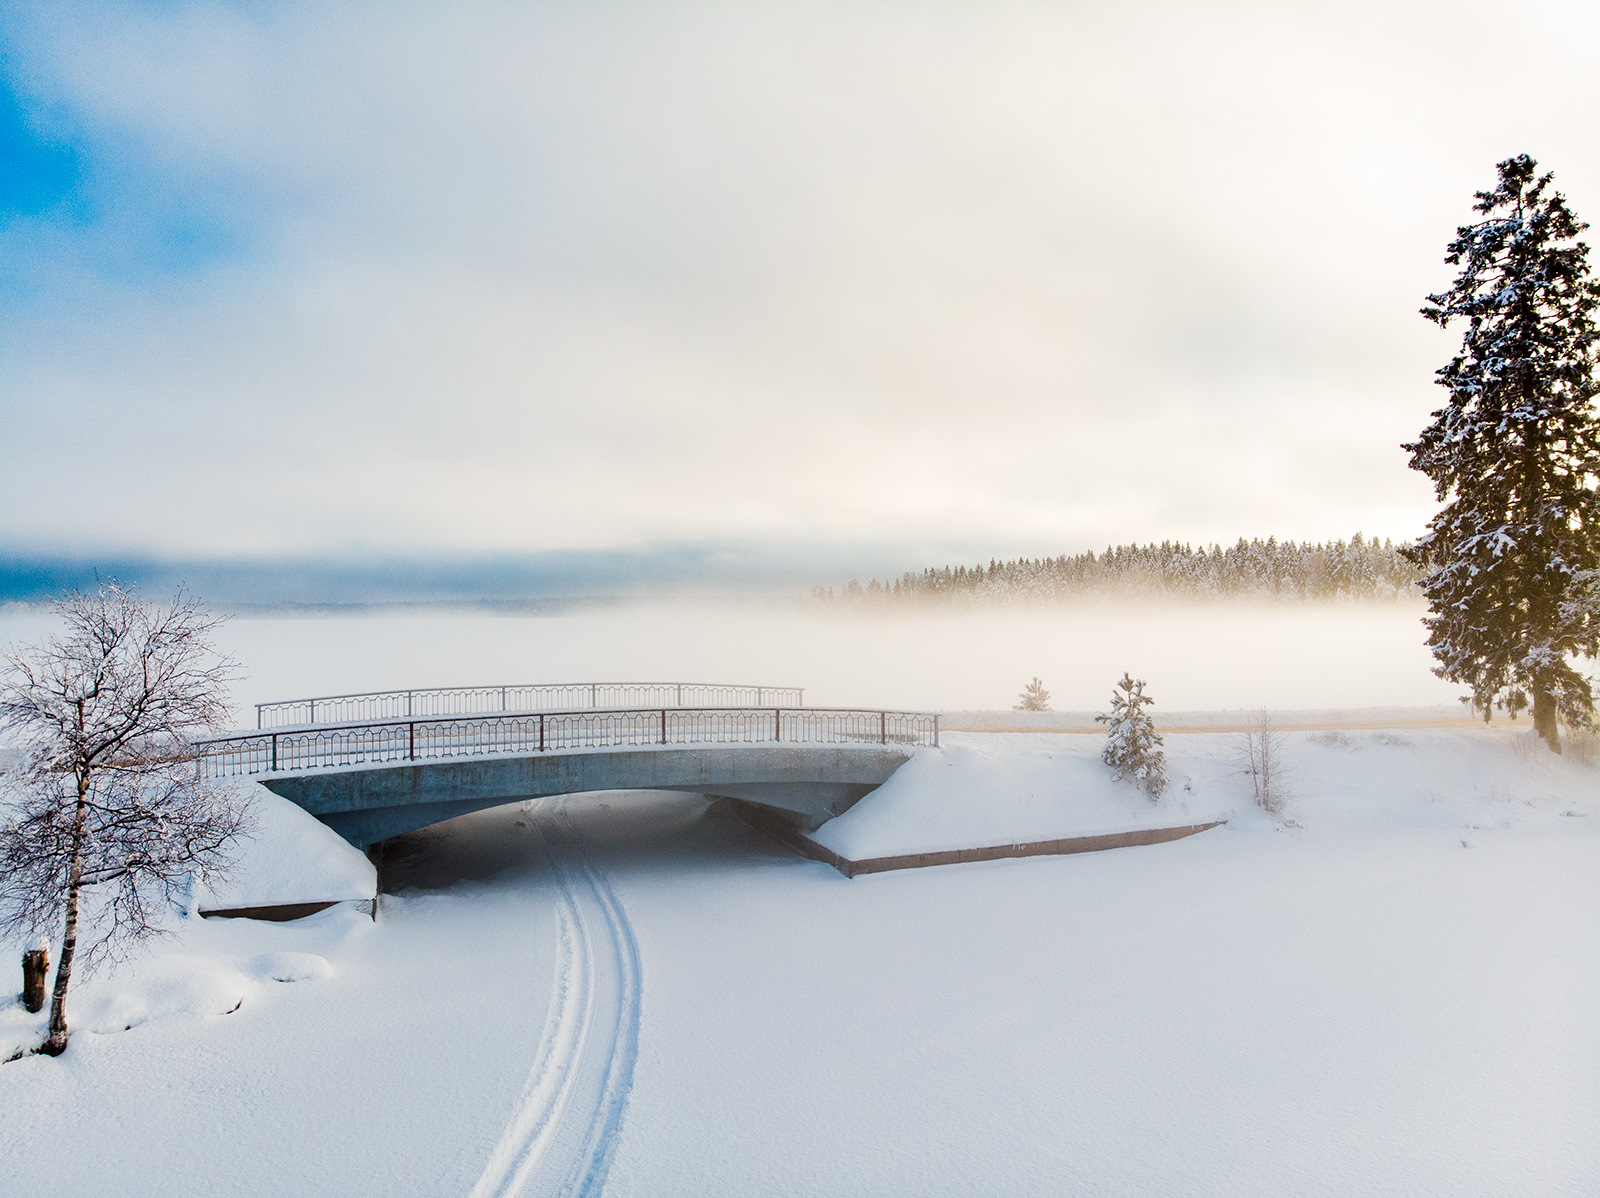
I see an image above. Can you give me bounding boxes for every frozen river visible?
[2,597,1463,725]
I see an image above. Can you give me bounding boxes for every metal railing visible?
[255,682,807,729]
[199,706,937,779]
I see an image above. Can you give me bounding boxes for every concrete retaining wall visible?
[726,798,1224,877]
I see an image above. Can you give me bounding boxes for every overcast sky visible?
[2,0,1597,575]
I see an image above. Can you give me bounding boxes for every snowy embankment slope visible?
[0,771,373,913]
[812,726,1598,859]
[195,781,376,910]
[0,782,376,1065]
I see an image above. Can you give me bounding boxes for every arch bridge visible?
[199,681,938,850]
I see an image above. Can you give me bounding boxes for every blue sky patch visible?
[0,73,82,219]
[0,52,253,296]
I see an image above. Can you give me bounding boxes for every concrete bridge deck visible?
[197,689,938,849]
[255,742,915,848]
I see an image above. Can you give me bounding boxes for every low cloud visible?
[1,0,1596,563]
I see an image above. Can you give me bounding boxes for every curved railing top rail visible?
[199,705,938,779]
[254,681,806,729]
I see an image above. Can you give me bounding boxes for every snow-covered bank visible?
[812,727,1599,860]
[194,781,376,912]
[1,835,562,1195]
[0,781,373,1060]
[0,765,373,918]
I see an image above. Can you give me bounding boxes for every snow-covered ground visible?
[192,780,377,912]
[0,810,564,1194]
[811,726,1591,858]
[2,723,1596,1195]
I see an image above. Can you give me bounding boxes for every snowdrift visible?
[193,780,376,912]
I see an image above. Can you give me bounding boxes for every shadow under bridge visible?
[197,695,939,850]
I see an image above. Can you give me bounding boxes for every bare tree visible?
[1240,709,1290,815]
[0,583,250,1057]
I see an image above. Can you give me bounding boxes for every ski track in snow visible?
[469,802,643,1198]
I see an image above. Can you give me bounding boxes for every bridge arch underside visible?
[258,744,912,850]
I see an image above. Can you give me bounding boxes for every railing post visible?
[590,683,597,708]
[775,708,782,743]
[881,711,887,744]
[309,699,315,724]
[539,713,545,752]
[271,734,278,772]
[257,704,263,730]
[408,722,416,761]
[501,686,507,711]
[661,709,667,744]
[934,714,940,748]
[676,683,682,706]
[407,691,413,717]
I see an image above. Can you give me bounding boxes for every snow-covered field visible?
[1,605,1597,1195]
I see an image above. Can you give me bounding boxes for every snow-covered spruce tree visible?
[0,584,249,1057]
[1403,155,1600,751]
[1096,673,1166,799]
[1014,676,1051,711]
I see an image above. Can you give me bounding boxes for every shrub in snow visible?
[1403,154,1600,753]
[1564,727,1599,768]
[1096,674,1166,799]
[1240,710,1290,815]
[1014,677,1051,711]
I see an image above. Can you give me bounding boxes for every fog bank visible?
[0,600,1462,725]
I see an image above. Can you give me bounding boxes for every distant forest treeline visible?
[813,535,1421,606]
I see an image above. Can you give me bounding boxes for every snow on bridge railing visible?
[255,682,807,729]
[199,706,938,778]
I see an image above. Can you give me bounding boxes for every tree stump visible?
[22,948,48,1014]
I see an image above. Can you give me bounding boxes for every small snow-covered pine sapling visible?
[1096,673,1166,799]
[1403,155,1600,753]
[1014,677,1052,712]
[0,584,251,1058]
